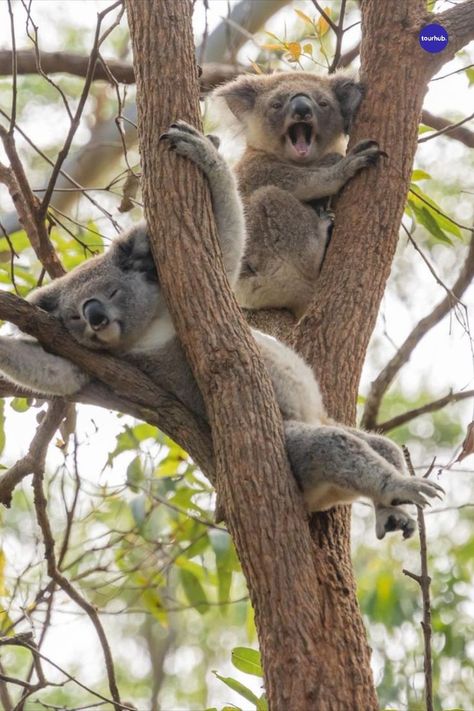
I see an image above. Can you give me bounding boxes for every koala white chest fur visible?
[0,121,443,539]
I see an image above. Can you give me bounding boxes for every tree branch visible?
[32,440,122,709]
[429,0,474,74]
[362,237,474,430]
[0,293,214,479]
[419,110,474,146]
[0,126,65,278]
[377,389,474,433]
[0,400,66,507]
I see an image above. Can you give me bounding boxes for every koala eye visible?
[271,101,282,110]
[109,288,119,299]
[318,100,329,108]
[69,314,81,322]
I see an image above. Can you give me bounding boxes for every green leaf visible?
[180,569,209,613]
[126,456,144,491]
[10,398,30,413]
[407,200,452,244]
[213,672,261,707]
[231,647,263,677]
[411,169,431,181]
[409,187,462,237]
[466,66,474,85]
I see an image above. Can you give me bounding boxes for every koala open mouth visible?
[286,122,314,159]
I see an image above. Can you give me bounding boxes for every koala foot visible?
[375,505,416,540]
[379,475,444,509]
[160,120,219,173]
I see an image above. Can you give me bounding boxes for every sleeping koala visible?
[0,122,442,539]
[214,71,381,317]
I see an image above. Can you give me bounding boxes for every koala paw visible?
[375,505,416,540]
[381,475,444,509]
[346,139,386,173]
[160,120,219,173]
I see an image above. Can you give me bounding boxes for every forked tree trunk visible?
[125,0,473,708]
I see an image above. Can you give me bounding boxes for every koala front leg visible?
[293,140,384,201]
[160,121,246,288]
[284,421,443,535]
[0,335,89,396]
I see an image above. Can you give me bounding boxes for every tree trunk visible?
[291,1,444,708]
[125,2,353,709]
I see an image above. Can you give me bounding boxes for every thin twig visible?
[32,447,123,710]
[402,448,434,711]
[310,0,338,32]
[39,1,125,217]
[362,236,474,430]
[418,111,474,144]
[329,0,347,73]
[7,0,17,132]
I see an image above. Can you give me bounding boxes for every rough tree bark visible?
[290,1,474,708]
[125,1,341,709]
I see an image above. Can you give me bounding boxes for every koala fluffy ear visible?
[113,224,158,282]
[330,76,365,133]
[214,75,260,120]
[28,286,60,314]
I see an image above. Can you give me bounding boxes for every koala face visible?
[28,226,166,354]
[216,71,364,164]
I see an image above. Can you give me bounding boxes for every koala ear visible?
[28,285,60,314]
[113,224,157,282]
[214,75,260,120]
[330,76,365,133]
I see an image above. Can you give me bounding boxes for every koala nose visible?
[290,94,313,121]
[82,299,109,330]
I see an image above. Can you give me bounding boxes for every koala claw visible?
[384,476,444,509]
[350,139,380,154]
[160,121,219,173]
[375,505,417,540]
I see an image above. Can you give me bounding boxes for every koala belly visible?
[237,186,330,316]
[303,483,358,512]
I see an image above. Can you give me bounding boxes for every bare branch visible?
[402,448,434,711]
[361,237,474,430]
[377,389,474,433]
[38,1,125,217]
[421,109,474,148]
[0,293,214,481]
[428,0,474,74]
[0,400,67,507]
[310,0,338,33]
[419,110,474,145]
[329,0,347,73]
[32,450,122,709]
[0,126,65,278]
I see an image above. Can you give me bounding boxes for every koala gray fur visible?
[0,122,442,539]
[214,71,382,317]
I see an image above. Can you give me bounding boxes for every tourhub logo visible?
[419,23,449,53]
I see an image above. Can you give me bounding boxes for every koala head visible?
[215,71,364,163]
[28,225,166,354]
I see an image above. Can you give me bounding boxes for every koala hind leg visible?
[284,421,444,536]
[344,427,416,538]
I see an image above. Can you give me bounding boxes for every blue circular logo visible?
[419,23,448,53]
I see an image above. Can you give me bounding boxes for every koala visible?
[214,71,382,317]
[0,122,442,539]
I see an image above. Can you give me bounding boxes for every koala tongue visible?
[293,124,310,156]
